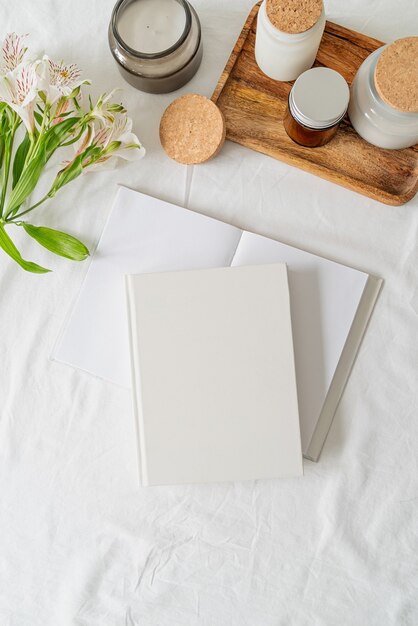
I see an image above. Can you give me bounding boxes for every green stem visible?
[0,143,12,218]
[35,106,49,147]
[23,133,36,169]
[0,116,20,217]
[24,105,49,166]
[7,194,50,222]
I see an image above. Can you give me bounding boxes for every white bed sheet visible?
[0,0,417,624]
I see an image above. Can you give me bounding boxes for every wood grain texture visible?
[211,3,418,206]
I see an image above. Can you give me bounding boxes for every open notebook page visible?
[231,232,369,453]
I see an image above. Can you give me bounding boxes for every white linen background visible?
[0,0,417,624]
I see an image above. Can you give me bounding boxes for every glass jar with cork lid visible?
[348,37,418,150]
[255,0,326,82]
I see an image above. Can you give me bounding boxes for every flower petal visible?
[1,33,28,74]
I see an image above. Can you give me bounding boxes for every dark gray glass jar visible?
[108,0,203,94]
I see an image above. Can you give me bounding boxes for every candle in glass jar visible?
[109,0,203,93]
[117,0,186,54]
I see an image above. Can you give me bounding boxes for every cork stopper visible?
[374,37,418,113]
[266,0,323,35]
[160,94,226,165]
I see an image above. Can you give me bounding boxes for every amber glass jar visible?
[283,67,350,147]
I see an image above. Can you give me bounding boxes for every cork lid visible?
[266,0,323,34]
[160,94,226,165]
[374,37,418,113]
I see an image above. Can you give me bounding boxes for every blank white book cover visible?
[126,264,303,486]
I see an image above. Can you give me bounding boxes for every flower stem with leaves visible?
[0,33,145,273]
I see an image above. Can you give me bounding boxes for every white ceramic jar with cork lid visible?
[255,0,326,82]
[348,37,418,150]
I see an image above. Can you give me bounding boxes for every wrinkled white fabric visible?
[0,1,417,625]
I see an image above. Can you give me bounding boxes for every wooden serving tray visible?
[211,3,418,206]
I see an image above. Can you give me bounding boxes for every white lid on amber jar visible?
[289,67,350,129]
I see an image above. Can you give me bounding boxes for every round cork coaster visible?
[374,37,418,113]
[160,94,226,165]
[266,0,323,34]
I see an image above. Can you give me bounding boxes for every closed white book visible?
[125,264,303,486]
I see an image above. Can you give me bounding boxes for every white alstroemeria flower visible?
[84,113,145,171]
[0,33,28,74]
[38,55,89,105]
[0,62,38,133]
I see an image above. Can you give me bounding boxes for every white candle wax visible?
[118,0,186,54]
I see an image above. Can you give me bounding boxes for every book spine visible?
[305,275,383,462]
[125,276,149,486]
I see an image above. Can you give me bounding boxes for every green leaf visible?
[12,133,31,188]
[48,144,103,198]
[0,133,4,171]
[53,110,73,119]
[49,155,84,197]
[59,125,86,148]
[44,117,80,159]
[5,144,47,217]
[0,109,10,169]
[34,110,44,126]
[22,223,90,261]
[5,117,82,218]
[0,223,50,273]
